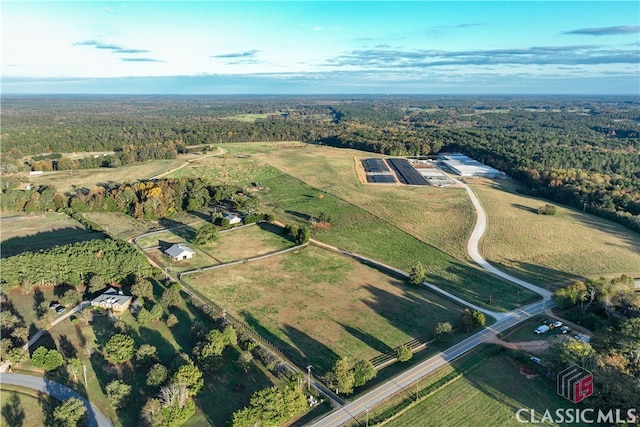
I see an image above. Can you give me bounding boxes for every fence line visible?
[179,242,308,276]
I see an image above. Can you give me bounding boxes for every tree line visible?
[2,96,638,232]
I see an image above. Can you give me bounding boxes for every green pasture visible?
[183,245,469,375]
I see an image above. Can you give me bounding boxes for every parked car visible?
[534,325,550,335]
[530,356,542,364]
[56,306,66,314]
[553,321,563,328]
[49,301,60,310]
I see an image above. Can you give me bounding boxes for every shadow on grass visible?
[237,310,339,376]
[339,322,392,355]
[57,334,77,359]
[158,218,196,242]
[36,391,57,427]
[1,393,25,427]
[511,203,538,214]
[32,289,45,313]
[283,324,340,376]
[490,259,583,290]
[0,228,103,258]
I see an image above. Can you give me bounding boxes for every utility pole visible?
[366,406,370,427]
[306,365,312,391]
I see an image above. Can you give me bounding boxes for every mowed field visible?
[183,245,466,375]
[27,158,188,193]
[249,142,475,261]
[167,143,539,312]
[138,222,295,273]
[0,212,102,257]
[383,349,574,427]
[471,179,640,287]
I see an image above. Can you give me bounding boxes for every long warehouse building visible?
[440,153,504,178]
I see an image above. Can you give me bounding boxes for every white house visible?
[222,213,242,225]
[91,288,132,312]
[164,244,196,261]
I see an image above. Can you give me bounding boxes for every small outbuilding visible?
[91,288,132,312]
[164,244,196,261]
[222,213,242,225]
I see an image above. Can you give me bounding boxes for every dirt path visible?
[486,335,550,353]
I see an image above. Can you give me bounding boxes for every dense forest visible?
[1,95,639,232]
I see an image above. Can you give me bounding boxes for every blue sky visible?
[2,1,639,94]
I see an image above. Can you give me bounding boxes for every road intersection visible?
[309,179,555,426]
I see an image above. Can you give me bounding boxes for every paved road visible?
[459,180,553,299]
[309,181,555,426]
[309,299,553,426]
[0,373,113,427]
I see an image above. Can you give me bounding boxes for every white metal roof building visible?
[440,153,503,178]
[164,244,196,261]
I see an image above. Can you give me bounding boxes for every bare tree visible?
[159,382,190,409]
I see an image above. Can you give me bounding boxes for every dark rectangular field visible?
[362,158,391,173]
[386,158,429,185]
[366,175,397,183]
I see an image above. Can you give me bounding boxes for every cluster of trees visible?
[3,96,637,232]
[30,346,64,371]
[26,142,179,172]
[552,275,639,328]
[0,177,234,220]
[0,238,153,290]
[0,301,29,364]
[284,224,311,245]
[231,380,308,427]
[547,274,639,410]
[325,357,377,395]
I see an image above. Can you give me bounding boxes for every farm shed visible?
[165,243,196,261]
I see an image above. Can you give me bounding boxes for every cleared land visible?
[81,212,159,241]
[247,142,475,261]
[27,157,188,193]
[139,222,295,273]
[0,212,103,257]
[471,179,640,287]
[381,348,574,427]
[167,143,539,311]
[183,245,467,375]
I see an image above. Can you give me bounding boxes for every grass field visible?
[27,158,188,193]
[137,222,296,273]
[7,283,279,427]
[81,212,159,241]
[0,386,52,427]
[471,179,640,287]
[378,347,575,427]
[0,212,103,257]
[166,143,538,312]
[184,244,469,375]
[251,143,475,261]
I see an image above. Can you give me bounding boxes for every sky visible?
[2,1,639,94]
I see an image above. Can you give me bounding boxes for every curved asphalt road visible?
[0,373,113,427]
[309,180,554,427]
